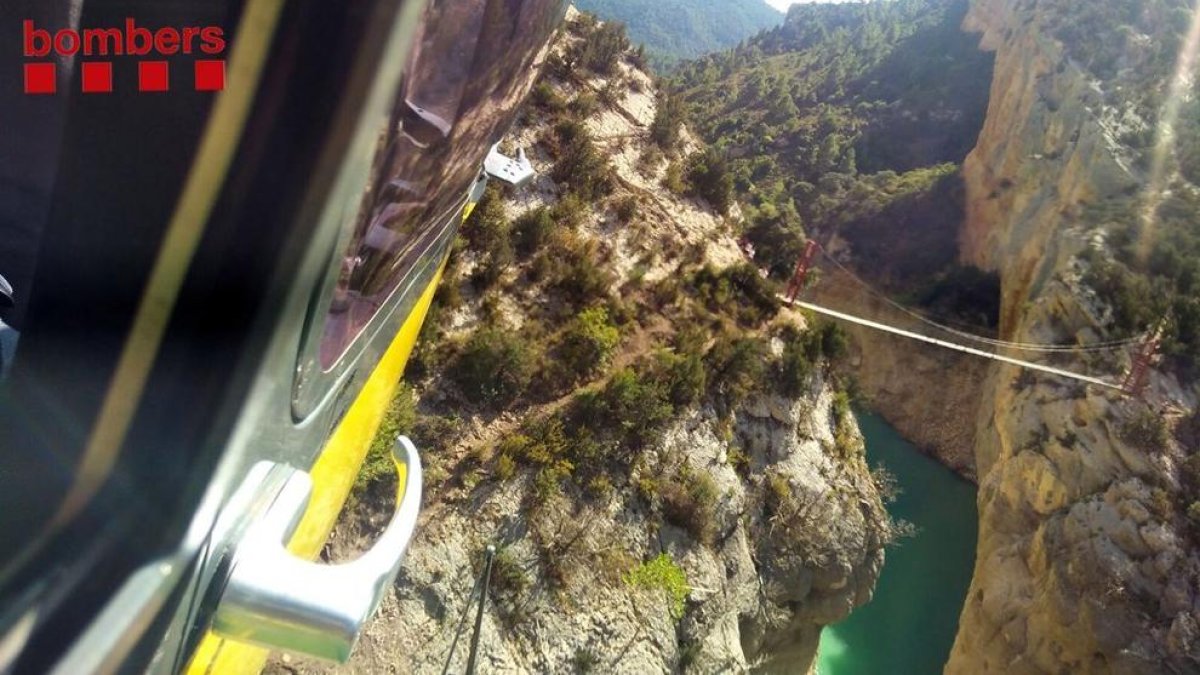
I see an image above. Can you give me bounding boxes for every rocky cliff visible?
[947,1,1200,672]
[292,385,886,675]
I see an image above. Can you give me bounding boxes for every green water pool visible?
[816,411,979,675]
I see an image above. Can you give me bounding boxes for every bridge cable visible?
[812,247,1140,353]
[440,545,496,675]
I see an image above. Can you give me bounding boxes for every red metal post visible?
[1123,328,1162,398]
[786,240,820,303]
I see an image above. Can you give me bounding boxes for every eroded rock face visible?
[275,379,887,675]
[946,1,1200,672]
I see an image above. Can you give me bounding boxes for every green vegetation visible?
[673,0,997,317]
[536,230,616,309]
[512,206,555,256]
[684,148,735,215]
[573,0,783,71]
[650,90,686,152]
[1120,407,1170,453]
[1044,0,1192,86]
[569,15,632,75]
[551,121,614,202]
[661,467,719,544]
[572,648,601,673]
[461,185,514,289]
[449,327,538,407]
[1080,188,1200,377]
[690,263,780,326]
[624,553,689,619]
[558,307,622,380]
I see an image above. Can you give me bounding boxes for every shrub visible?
[450,327,537,406]
[586,475,614,501]
[662,162,686,194]
[775,327,813,398]
[638,145,665,177]
[816,321,849,361]
[559,307,621,379]
[832,390,853,429]
[570,92,599,118]
[691,263,780,326]
[765,472,793,519]
[490,548,530,598]
[705,335,768,406]
[575,20,630,75]
[1120,408,1170,453]
[613,195,638,224]
[654,350,706,407]
[547,235,615,307]
[530,81,566,113]
[552,193,588,230]
[572,648,601,673]
[513,206,556,256]
[462,185,514,289]
[1181,453,1200,490]
[572,369,674,450]
[685,148,735,215]
[661,468,719,544]
[625,553,689,620]
[496,453,517,481]
[552,122,613,202]
[650,91,685,151]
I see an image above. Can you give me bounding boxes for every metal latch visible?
[210,437,423,662]
[483,144,535,188]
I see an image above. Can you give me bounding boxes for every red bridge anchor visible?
[1123,326,1163,398]
[786,240,820,303]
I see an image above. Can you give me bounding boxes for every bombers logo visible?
[22,19,227,94]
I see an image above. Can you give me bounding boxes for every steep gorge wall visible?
[947,1,1200,672]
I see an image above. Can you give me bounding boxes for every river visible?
[816,411,979,675]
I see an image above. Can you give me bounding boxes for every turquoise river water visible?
[816,411,979,675]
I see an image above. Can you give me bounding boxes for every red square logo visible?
[194,60,225,92]
[81,62,112,93]
[139,61,169,92]
[24,63,56,95]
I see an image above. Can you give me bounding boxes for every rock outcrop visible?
[945,1,1200,672]
[283,383,886,675]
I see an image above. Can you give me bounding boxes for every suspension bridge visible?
[766,240,1160,397]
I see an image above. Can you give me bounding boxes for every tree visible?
[685,148,734,215]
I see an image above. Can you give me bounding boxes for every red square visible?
[194,60,225,92]
[139,61,169,92]
[81,62,112,93]
[23,62,56,95]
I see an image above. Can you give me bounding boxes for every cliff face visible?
[815,269,985,480]
[948,1,1200,672]
[313,386,886,675]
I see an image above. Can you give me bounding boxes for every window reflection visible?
[319,0,564,368]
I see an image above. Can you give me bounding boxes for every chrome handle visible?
[212,437,423,662]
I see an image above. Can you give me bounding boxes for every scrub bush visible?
[450,327,537,406]
[559,307,621,379]
[513,206,555,256]
[625,553,689,620]
[661,468,719,544]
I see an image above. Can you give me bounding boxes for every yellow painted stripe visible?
[185,263,444,675]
